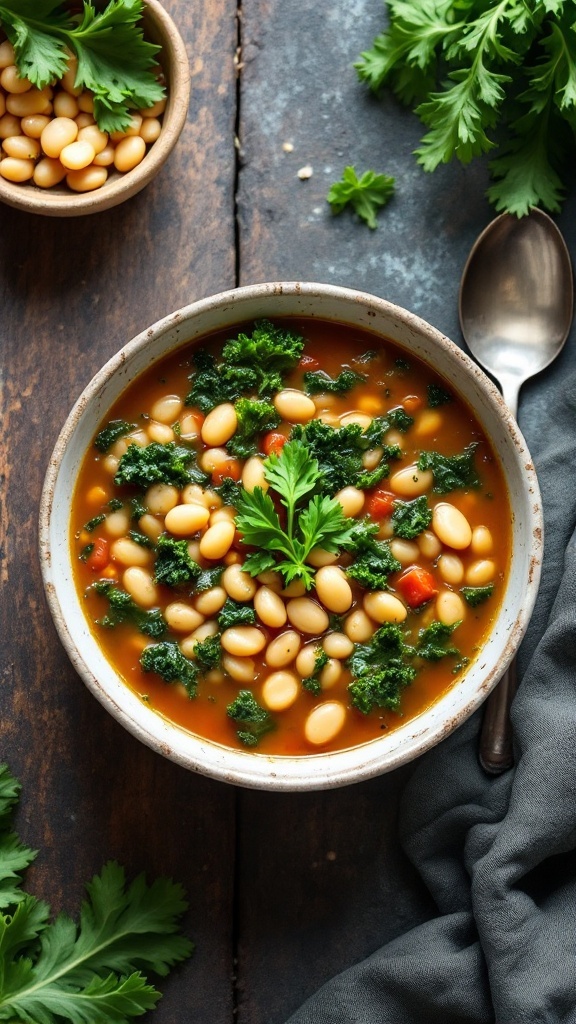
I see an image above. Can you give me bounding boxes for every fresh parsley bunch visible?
[0,764,193,1023]
[0,0,165,132]
[355,0,576,216]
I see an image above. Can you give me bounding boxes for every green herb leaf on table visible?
[0,765,193,1023]
[327,166,395,228]
[0,0,165,133]
[353,0,576,215]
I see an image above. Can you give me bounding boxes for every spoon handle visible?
[478,659,518,774]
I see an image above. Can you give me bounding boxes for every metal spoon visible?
[459,208,573,774]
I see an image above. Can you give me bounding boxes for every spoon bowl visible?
[459,209,573,415]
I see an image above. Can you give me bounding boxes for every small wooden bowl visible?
[0,0,190,217]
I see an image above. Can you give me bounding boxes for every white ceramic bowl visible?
[39,283,543,790]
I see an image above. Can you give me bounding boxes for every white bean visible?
[438,553,465,585]
[262,671,299,711]
[201,403,238,446]
[266,630,302,668]
[314,565,353,614]
[200,447,230,474]
[164,602,204,633]
[179,412,202,441]
[150,394,183,424]
[222,563,257,601]
[110,537,152,568]
[414,409,442,437]
[273,389,316,423]
[296,644,320,677]
[471,526,493,556]
[363,591,407,624]
[242,456,268,493]
[221,626,266,657]
[307,547,339,568]
[287,597,329,634]
[304,702,347,745]
[210,506,236,525]
[194,586,227,616]
[138,514,163,542]
[199,521,235,560]
[340,411,372,429]
[254,586,288,628]
[281,579,307,599]
[147,420,174,444]
[334,486,365,518]
[389,464,433,497]
[344,609,376,643]
[319,659,342,689]
[164,502,210,536]
[432,503,472,550]
[436,591,466,626]
[123,567,158,608]
[104,509,130,537]
[465,559,496,586]
[222,654,256,684]
[418,530,442,560]
[389,539,420,566]
[322,632,354,659]
[145,483,180,515]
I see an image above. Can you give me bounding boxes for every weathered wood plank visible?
[0,2,238,1021]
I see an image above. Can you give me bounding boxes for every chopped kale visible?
[362,410,413,448]
[214,477,242,508]
[93,581,167,638]
[302,369,366,395]
[154,536,202,588]
[218,598,256,629]
[186,321,304,411]
[416,621,460,661]
[128,529,155,549]
[83,514,105,533]
[108,497,124,511]
[347,539,402,590]
[130,495,148,520]
[290,420,399,495]
[195,566,225,592]
[94,419,134,453]
[227,398,280,459]
[427,383,453,408]
[417,444,480,493]
[354,349,378,364]
[226,689,275,747]
[391,496,432,539]
[140,641,198,697]
[461,584,494,607]
[115,442,200,489]
[79,543,94,562]
[193,634,222,671]
[394,357,411,372]
[302,648,329,695]
[348,623,416,714]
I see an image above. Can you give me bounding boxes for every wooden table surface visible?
[3,3,575,1022]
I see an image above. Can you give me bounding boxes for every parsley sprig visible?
[327,166,395,228]
[354,1,576,215]
[0,0,165,132]
[235,440,357,588]
[0,764,193,1023]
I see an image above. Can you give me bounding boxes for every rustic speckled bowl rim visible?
[39,282,543,791]
[0,0,190,217]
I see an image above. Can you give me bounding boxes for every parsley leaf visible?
[235,440,356,588]
[0,0,165,133]
[327,166,395,228]
[0,764,193,1022]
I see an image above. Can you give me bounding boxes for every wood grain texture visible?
[0,2,237,1022]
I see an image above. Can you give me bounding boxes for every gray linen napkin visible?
[285,365,576,1022]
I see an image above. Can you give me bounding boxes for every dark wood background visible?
[2,2,576,1022]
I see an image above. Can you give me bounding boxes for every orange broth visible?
[71,318,511,756]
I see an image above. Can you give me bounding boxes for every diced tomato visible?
[298,354,320,370]
[86,536,110,572]
[396,566,438,608]
[212,459,242,485]
[365,489,396,519]
[402,394,423,414]
[263,432,288,457]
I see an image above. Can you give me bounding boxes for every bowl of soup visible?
[39,283,542,790]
